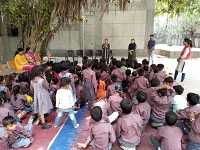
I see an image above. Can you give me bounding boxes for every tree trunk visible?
[190,31,195,47]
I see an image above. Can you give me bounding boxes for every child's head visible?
[142,59,148,65]
[143,65,149,72]
[60,77,71,88]
[187,93,199,106]
[157,64,164,71]
[173,85,184,95]
[157,89,167,96]
[164,76,173,86]
[150,64,157,72]
[125,69,131,76]
[0,91,7,105]
[165,111,178,126]
[115,85,123,93]
[90,106,102,122]
[132,71,138,77]
[85,59,93,68]
[116,61,122,68]
[61,62,70,71]
[137,91,147,103]
[122,61,126,66]
[111,74,117,83]
[137,68,145,76]
[51,78,58,85]
[30,66,45,80]
[18,73,28,82]
[120,99,132,114]
[0,76,5,84]
[2,116,17,130]
[21,86,29,95]
[151,78,160,87]
[13,85,21,100]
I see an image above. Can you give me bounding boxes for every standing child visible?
[171,85,187,112]
[117,99,143,149]
[96,72,106,99]
[77,106,116,149]
[134,91,151,131]
[54,77,79,128]
[150,111,183,150]
[0,116,34,149]
[82,59,97,111]
[101,65,111,88]
[30,66,53,130]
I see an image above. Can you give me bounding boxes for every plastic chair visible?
[74,50,83,62]
[95,50,103,59]
[65,50,75,61]
[35,53,46,64]
[0,62,11,76]
[6,60,27,75]
[85,50,93,59]
[110,50,114,57]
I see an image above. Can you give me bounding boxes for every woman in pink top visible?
[24,47,39,65]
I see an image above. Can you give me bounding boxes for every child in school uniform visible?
[150,111,183,150]
[131,68,149,104]
[163,76,174,87]
[106,74,117,98]
[77,106,116,149]
[0,116,34,150]
[54,77,79,128]
[0,76,11,100]
[0,94,15,134]
[154,64,166,84]
[134,91,151,131]
[145,78,160,107]
[75,78,85,109]
[116,99,143,150]
[101,65,111,88]
[96,72,106,99]
[10,85,28,119]
[176,93,200,134]
[148,64,156,82]
[126,69,134,89]
[171,85,187,112]
[111,61,126,85]
[108,85,123,115]
[187,112,200,149]
[30,66,53,130]
[18,73,29,90]
[150,84,175,127]
[82,59,97,111]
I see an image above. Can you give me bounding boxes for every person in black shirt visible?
[102,38,110,64]
[128,39,137,60]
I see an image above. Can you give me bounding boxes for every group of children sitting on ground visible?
[0,57,199,150]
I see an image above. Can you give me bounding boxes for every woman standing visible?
[174,38,192,83]
[14,48,33,75]
[128,39,137,60]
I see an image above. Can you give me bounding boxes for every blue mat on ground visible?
[48,107,87,150]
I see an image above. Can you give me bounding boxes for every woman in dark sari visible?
[128,39,137,60]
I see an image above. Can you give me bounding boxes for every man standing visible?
[128,39,137,60]
[147,35,156,64]
[102,38,110,64]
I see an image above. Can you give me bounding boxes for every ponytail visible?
[14,48,24,57]
[184,38,193,48]
[13,85,20,101]
[96,72,101,90]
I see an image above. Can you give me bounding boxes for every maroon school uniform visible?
[108,93,123,114]
[0,103,15,127]
[153,125,183,150]
[20,81,29,89]
[90,120,116,150]
[12,81,20,89]
[76,85,84,100]
[127,76,134,88]
[106,83,117,98]
[0,124,32,150]
[0,85,11,99]
[149,71,154,81]
[145,87,155,107]
[154,71,166,83]
[131,76,149,97]
[10,93,27,111]
[134,102,151,126]
[176,105,200,128]
[93,101,112,122]
[116,113,142,143]
[151,87,175,120]
[111,68,126,82]
[188,114,200,144]
[101,71,111,87]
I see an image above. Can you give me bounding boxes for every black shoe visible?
[38,120,48,125]
[42,123,52,130]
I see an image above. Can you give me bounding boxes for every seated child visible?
[134,91,151,131]
[108,85,123,114]
[143,65,149,79]
[187,112,200,150]
[149,64,156,82]
[150,111,183,150]
[131,68,149,104]
[77,106,116,149]
[101,65,111,87]
[171,85,187,112]
[0,116,34,150]
[121,61,127,71]
[0,94,15,134]
[75,78,85,109]
[54,77,79,128]
[176,93,200,134]
[126,69,134,88]
[163,76,174,87]
[18,73,29,90]
[111,61,126,85]
[0,76,11,100]
[106,74,117,98]
[153,64,166,84]
[150,84,175,127]
[96,72,106,99]
[116,99,142,149]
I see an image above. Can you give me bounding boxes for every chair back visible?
[85,50,93,57]
[46,51,51,57]
[0,62,4,72]
[7,60,17,70]
[67,50,74,57]
[75,50,83,57]
[95,50,102,57]
[35,53,41,61]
